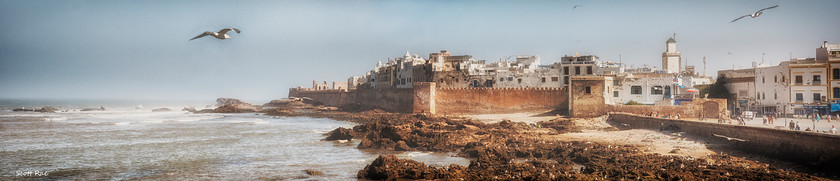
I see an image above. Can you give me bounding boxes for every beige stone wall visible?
[412,82,435,114]
[434,87,567,114]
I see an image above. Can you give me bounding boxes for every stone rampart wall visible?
[608,113,840,169]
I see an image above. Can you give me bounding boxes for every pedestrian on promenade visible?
[769,115,774,125]
[796,121,801,130]
[789,120,796,130]
[816,114,821,122]
[831,125,837,134]
[828,114,832,123]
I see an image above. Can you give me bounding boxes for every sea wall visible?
[434,87,568,115]
[288,88,414,113]
[607,113,840,169]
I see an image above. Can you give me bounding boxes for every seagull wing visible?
[219,28,241,35]
[189,32,213,41]
[757,5,779,12]
[730,14,751,23]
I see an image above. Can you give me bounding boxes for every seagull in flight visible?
[573,5,581,9]
[190,28,241,41]
[730,5,779,23]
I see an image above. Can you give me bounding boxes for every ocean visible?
[0,99,469,180]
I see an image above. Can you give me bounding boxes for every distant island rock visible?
[81,106,106,111]
[152,108,172,112]
[184,98,259,113]
[13,106,59,113]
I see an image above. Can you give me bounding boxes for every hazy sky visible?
[1,0,838,102]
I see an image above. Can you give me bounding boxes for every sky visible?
[1,0,838,102]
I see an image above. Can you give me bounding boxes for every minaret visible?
[662,37,682,73]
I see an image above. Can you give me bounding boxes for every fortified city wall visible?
[289,82,569,114]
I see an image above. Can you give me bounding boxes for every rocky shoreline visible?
[261,103,831,180]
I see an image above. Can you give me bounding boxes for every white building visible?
[754,61,790,113]
[612,74,681,105]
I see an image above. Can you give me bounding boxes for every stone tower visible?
[662,37,681,73]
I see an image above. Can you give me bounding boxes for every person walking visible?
[789,120,796,130]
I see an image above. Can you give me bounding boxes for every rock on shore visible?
[216,98,247,107]
[151,108,172,112]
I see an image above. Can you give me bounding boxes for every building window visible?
[834,69,840,79]
[795,76,803,84]
[541,77,546,83]
[834,87,840,98]
[814,75,821,85]
[775,92,778,100]
[774,76,778,83]
[500,78,504,81]
[563,67,569,75]
[586,66,593,75]
[651,86,663,95]
[575,66,581,75]
[762,76,765,83]
[614,91,619,97]
[551,77,559,82]
[585,86,591,94]
[613,80,619,86]
[782,76,786,82]
[518,78,522,83]
[508,77,513,81]
[796,93,803,101]
[757,92,761,99]
[762,92,765,100]
[631,86,642,95]
[814,93,822,101]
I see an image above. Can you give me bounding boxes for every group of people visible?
[643,112,680,119]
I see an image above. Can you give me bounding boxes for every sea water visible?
[0,99,470,180]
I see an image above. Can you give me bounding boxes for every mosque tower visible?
[662,36,682,73]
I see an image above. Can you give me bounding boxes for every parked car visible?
[742,111,755,120]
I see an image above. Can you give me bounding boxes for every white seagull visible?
[189,28,241,41]
[730,5,778,23]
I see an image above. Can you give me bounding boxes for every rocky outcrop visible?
[13,107,59,113]
[152,108,172,112]
[358,155,458,180]
[182,107,197,112]
[13,108,36,112]
[214,103,256,113]
[324,127,355,141]
[216,98,247,107]
[35,106,58,113]
[81,106,106,111]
